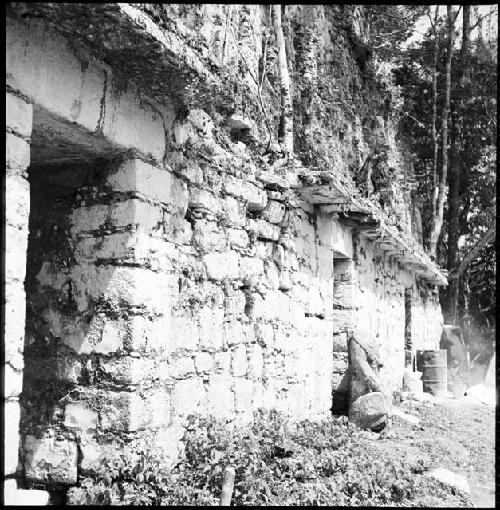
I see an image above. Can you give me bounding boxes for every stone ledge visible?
[298,170,448,287]
[8,3,229,111]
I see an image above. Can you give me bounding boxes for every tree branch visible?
[449,222,496,280]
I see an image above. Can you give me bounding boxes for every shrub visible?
[68,409,469,506]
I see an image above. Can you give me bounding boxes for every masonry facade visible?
[4,4,446,496]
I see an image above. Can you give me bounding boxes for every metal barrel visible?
[417,349,447,396]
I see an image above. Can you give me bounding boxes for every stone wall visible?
[5,5,446,495]
[354,235,443,391]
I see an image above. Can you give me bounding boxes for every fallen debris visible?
[391,406,420,426]
[425,467,470,495]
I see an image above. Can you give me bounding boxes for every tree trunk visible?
[429,5,456,258]
[446,5,470,322]
[429,6,440,249]
[272,4,293,154]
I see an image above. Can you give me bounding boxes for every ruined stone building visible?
[4,3,447,497]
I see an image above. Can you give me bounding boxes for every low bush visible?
[67,409,469,506]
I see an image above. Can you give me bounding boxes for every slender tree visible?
[446,5,471,322]
[429,6,440,243]
[272,4,293,154]
[429,6,460,257]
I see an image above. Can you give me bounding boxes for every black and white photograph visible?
[3,3,496,506]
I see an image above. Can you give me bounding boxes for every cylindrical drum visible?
[416,349,447,396]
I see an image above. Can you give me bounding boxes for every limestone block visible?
[227,228,249,249]
[172,378,205,417]
[102,85,165,160]
[170,356,196,378]
[206,374,234,417]
[214,351,231,374]
[279,269,292,291]
[231,345,247,377]
[317,245,334,279]
[97,356,157,385]
[425,468,470,495]
[79,439,124,472]
[224,290,246,317]
[74,265,176,315]
[100,389,171,431]
[95,320,126,354]
[263,261,280,290]
[261,200,286,224]
[170,316,200,351]
[348,392,388,432]
[203,251,239,280]
[239,257,264,279]
[332,332,349,352]
[224,321,245,347]
[332,352,348,373]
[64,402,98,432]
[4,401,21,476]
[70,199,163,235]
[195,352,213,373]
[188,188,221,215]
[332,282,356,309]
[193,220,227,252]
[7,18,104,133]
[247,219,280,241]
[222,196,246,227]
[254,240,274,259]
[247,344,264,379]
[6,132,30,170]
[3,486,51,506]
[106,159,188,214]
[234,378,254,412]
[332,309,356,334]
[164,215,193,245]
[255,323,274,348]
[307,286,324,316]
[258,291,291,322]
[223,175,267,211]
[24,434,78,485]
[5,364,24,399]
[5,225,28,284]
[198,307,224,350]
[128,315,173,354]
[6,92,33,137]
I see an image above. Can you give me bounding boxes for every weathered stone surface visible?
[5,364,24,398]
[261,200,286,224]
[195,352,213,373]
[6,92,33,137]
[203,251,239,280]
[172,378,205,416]
[107,159,189,214]
[348,392,388,431]
[64,402,98,432]
[231,344,248,377]
[24,434,78,485]
[425,468,470,495]
[4,401,21,475]
[207,374,234,417]
[234,378,254,413]
[100,389,171,431]
[247,218,281,241]
[6,132,30,170]
[247,344,264,379]
[223,175,267,211]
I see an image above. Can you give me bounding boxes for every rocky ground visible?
[385,390,496,508]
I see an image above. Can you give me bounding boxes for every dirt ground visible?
[373,393,496,507]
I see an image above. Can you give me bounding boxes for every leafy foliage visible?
[67,410,470,506]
